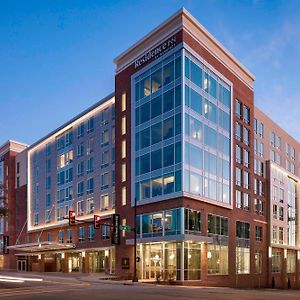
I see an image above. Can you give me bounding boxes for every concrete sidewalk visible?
[0,270,143,285]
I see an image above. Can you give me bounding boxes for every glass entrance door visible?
[143,244,163,280]
[17,260,27,272]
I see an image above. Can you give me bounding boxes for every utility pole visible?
[132,197,138,282]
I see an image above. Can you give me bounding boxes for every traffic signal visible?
[94,215,101,229]
[69,210,76,225]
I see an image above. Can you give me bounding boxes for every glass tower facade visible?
[133,47,232,206]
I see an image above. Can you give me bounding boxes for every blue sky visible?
[1,0,300,145]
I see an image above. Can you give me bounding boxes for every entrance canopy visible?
[7,241,75,252]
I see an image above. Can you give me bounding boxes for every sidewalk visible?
[0,270,143,285]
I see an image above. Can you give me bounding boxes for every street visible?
[0,273,299,300]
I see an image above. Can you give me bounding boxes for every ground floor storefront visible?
[15,247,115,274]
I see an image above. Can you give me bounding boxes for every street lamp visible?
[132,197,138,283]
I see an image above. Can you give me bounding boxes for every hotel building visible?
[3,8,300,288]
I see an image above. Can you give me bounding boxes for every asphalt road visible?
[0,274,300,300]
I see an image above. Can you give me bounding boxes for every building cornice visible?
[114,8,255,89]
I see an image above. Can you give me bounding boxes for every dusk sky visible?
[1,0,300,146]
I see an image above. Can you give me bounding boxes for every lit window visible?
[122,163,126,182]
[122,187,126,206]
[122,92,126,112]
[122,140,126,159]
[122,116,126,135]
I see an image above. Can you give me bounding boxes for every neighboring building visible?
[0,140,27,269]
[254,107,300,288]
[4,8,300,289]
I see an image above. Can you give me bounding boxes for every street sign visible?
[111,214,120,245]
[119,225,131,232]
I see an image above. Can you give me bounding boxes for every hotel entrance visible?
[137,242,201,281]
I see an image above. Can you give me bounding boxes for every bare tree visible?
[0,183,8,217]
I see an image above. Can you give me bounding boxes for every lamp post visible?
[132,197,138,282]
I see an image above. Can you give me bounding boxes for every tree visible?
[0,183,8,217]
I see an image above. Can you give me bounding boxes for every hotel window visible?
[254,139,257,154]
[46,176,51,189]
[270,131,275,146]
[87,157,94,174]
[243,105,250,124]
[236,190,242,209]
[272,250,281,273]
[101,172,109,190]
[270,150,275,162]
[254,250,263,274]
[112,191,115,208]
[286,143,290,156]
[243,193,249,211]
[65,168,73,183]
[236,246,250,274]
[77,181,84,197]
[291,147,295,160]
[279,227,284,244]
[46,143,51,156]
[208,214,228,236]
[259,122,264,137]
[276,136,281,149]
[236,99,242,119]
[101,151,109,168]
[67,229,73,243]
[77,161,84,177]
[122,186,126,206]
[287,251,296,273]
[101,108,109,125]
[77,200,84,216]
[46,159,51,173]
[45,210,51,223]
[255,226,263,242]
[87,138,94,155]
[279,207,284,221]
[236,221,250,239]
[254,118,257,134]
[100,194,109,211]
[273,205,278,219]
[122,116,126,135]
[101,130,109,146]
[276,153,281,165]
[272,225,278,243]
[259,142,264,157]
[87,198,94,214]
[122,140,126,159]
[47,232,52,242]
[243,171,250,189]
[66,186,73,201]
[112,170,115,186]
[65,131,73,147]
[236,145,242,164]
[122,163,126,182]
[235,122,242,140]
[77,143,84,158]
[121,92,126,112]
[46,193,51,207]
[77,122,84,138]
[243,127,250,146]
[102,225,110,240]
[33,213,39,226]
[87,117,94,133]
[254,198,264,216]
[207,244,228,275]
[236,167,242,186]
[88,225,95,241]
[78,227,85,242]
[86,178,94,194]
[243,149,249,167]
[184,209,201,234]
[58,230,64,243]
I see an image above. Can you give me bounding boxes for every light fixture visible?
[38,254,41,260]
[61,253,65,259]
[207,251,212,259]
[82,251,86,258]
[105,250,109,257]
[268,247,272,258]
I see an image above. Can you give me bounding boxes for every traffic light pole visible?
[132,197,138,283]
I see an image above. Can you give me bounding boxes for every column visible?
[201,242,208,282]
[180,241,184,281]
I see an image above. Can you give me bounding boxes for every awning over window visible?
[7,241,75,252]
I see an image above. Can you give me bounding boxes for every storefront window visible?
[184,242,201,280]
[185,209,201,234]
[207,244,228,275]
[236,246,250,274]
